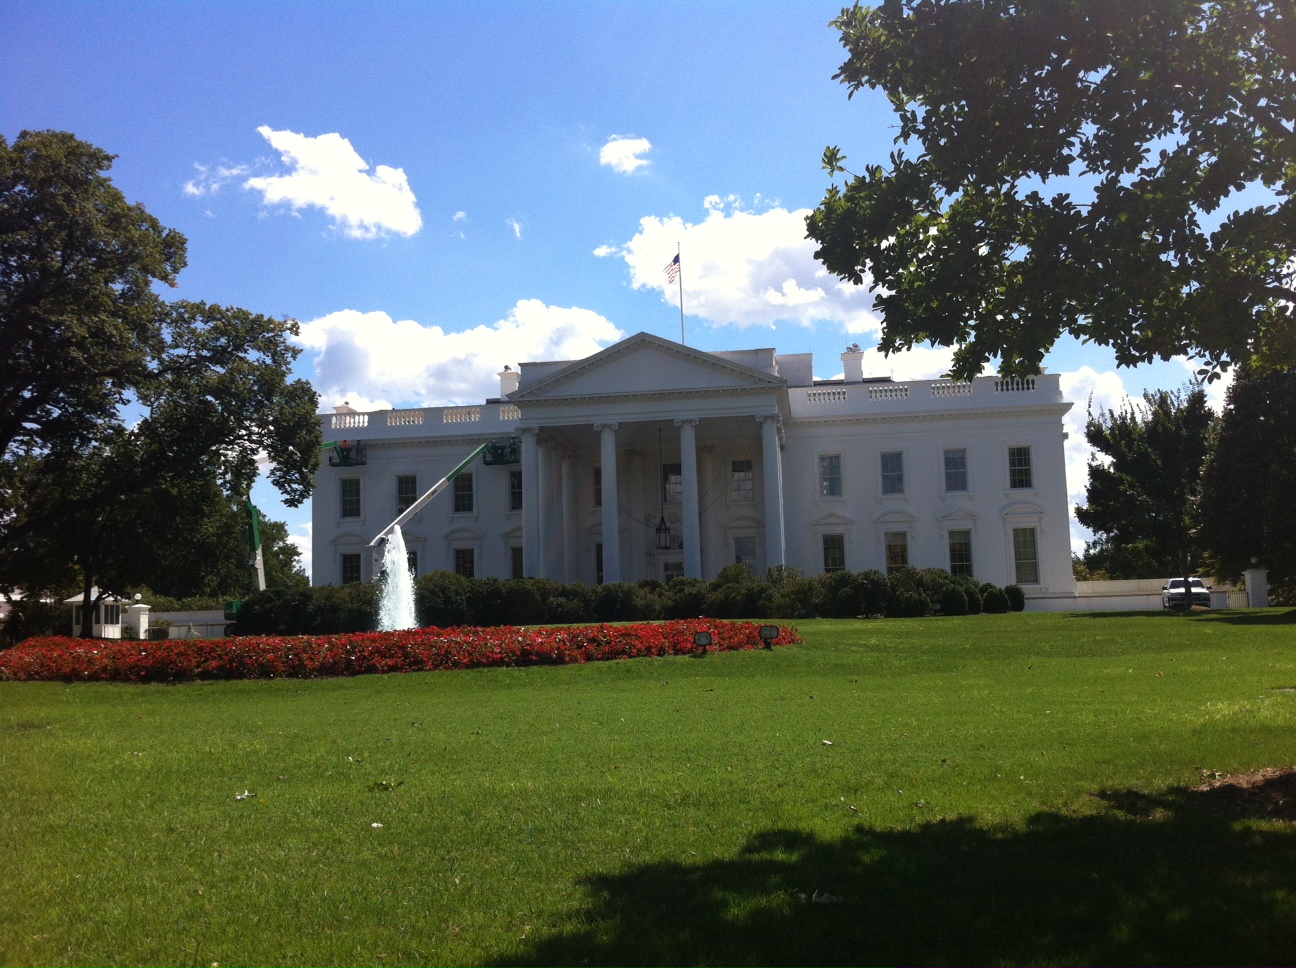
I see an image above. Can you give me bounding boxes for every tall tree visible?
[807,1,1296,380]
[0,131,320,628]
[1075,388,1214,592]
[1200,365,1296,602]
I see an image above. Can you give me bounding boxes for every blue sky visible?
[2,1,1213,576]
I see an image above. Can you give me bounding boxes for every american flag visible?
[664,253,680,284]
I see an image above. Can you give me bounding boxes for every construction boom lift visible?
[369,442,490,548]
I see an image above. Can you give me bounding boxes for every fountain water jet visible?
[376,525,417,631]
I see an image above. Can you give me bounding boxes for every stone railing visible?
[868,384,910,400]
[386,409,425,426]
[443,407,482,423]
[330,412,369,430]
[995,376,1036,392]
[806,388,848,404]
[931,381,973,396]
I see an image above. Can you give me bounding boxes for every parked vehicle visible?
[1162,577,1211,608]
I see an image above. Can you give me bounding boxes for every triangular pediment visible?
[512,332,784,402]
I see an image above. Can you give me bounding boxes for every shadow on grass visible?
[497,783,1296,967]
[1065,608,1296,625]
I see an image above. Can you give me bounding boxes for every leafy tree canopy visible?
[1075,387,1214,583]
[0,130,320,612]
[808,0,1296,380]
[1200,364,1296,601]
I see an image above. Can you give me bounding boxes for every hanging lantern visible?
[655,515,672,551]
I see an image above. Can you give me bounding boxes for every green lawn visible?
[4,610,1296,966]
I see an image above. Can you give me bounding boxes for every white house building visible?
[312,332,1077,607]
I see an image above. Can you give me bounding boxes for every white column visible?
[538,439,562,579]
[597,423,620,583]
[561,452,578,583]
[520,427,541,578]
[698,445,716,578]
[759,414,786,570]
[626,449,645,581]
[676,417,701,579]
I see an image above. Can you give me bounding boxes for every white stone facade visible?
[312,332,1077,605]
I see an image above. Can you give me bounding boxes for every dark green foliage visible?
[939,583,969,617]
[1,599,72,647]
[982,586,1011,614]
[704,565,773,619]
[955,577,983,615]
[233,584,377,635]
[661,578,708,620]
[415,570,471,628]
[1200,365,1296,604]
[1004,584,1027,612]
[808,1,1296,380]
[886,568,932,617]
[549,582,596,625]
[1075,387,1215,582]
[859,569,889,618]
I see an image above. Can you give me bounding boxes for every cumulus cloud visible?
[1059,365,1139,554]
[599,135,652,174]
[615,195,880,333]
[294,300,624,409]
[243,126,422,239]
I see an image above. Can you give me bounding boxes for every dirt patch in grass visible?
[1189,766,1296,823]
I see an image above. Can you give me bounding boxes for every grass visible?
[3,609,1296,966]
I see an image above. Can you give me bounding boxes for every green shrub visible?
[548,582,596,624]
[982,585,1011,614]
[662,577,708,619]
[466,578,508,626]
[415,571,471,627]
[939,583,969,616]
[1,599,74,646]
[1004,584,1027,611]
[956,577,984,614]
[859,569,889,618]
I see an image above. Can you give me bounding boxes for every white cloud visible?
[288,522,313,582]
[592,244,620,258]
[243,126,422,239]
[599,135,652,174]
[506,217,523,239]
[615,195,879,333]
[294,300,624,409]
[1059,366,1139,554]
[453,211,467,222]
[184,162,251,197]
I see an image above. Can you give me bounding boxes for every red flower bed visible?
[0,620,801,684]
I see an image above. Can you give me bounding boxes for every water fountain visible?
[376,525,417,631]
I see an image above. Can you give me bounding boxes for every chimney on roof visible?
[499,366,520,399]
[841,343,864,383]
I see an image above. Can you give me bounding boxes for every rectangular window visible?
[1008,446,1033,489]
[881,451,905,495]
[662,462,682,505]
[340,478,361,518]
[663,560,685,583]
[103,603,121,626]
[948,530,973,578]
[511,546,524,579]
[1013,527,1040,584]
[341,553,362,585]
[733,535,757,569]
[454,547,475,578]
[508,470,523,511]
[822,533,846,573]
[818,454,842,497]
[593,466,602,507]
[884,531,909,575]
[595,542,604,584]
[944,449,968,492]
[396,474,418,514]
[730,459,754,503]
[453,472,474,513]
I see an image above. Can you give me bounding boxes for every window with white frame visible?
[1012,527,1040,583]
[508,470,523,511]
[662,463,682,505]
[341,553,362,584]
[340,478,361,518]
[453,472,474,513]
[595,542,604,584]
[818,454,842,497]
[948,529,973,578]
[733,534,757,570]
[396,474,418,514]
[822,533,846,573]
[884,531,909,574]
[944,449,968,492]
[592,466,602,507]
[663,560,685,583]
[730,459,754,503]
[881,451,905,494]
[1008,446,1033,489]
[511,546,524,579]
[453,547,475,578]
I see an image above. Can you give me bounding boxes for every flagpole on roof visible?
[664,244,685,345]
